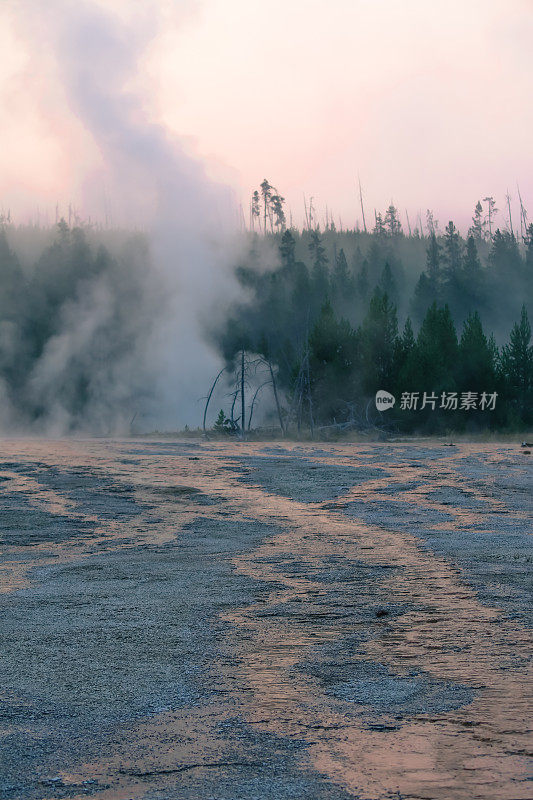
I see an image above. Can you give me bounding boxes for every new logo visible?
[375,390,396,411]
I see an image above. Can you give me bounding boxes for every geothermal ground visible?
[0,438,531,800]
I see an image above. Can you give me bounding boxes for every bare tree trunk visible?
[296,368,303,438]
[230,390,238,429]
[506,191,514,238]
[517,184,528,239]
[248,381,269,431]
[303,194,309,230]
[305,349,314,438]
[358,176,367,233]
[240,349,246,440]
[405,209,412,237]
[203,367,226,433]
[267,359,285,436]
[292,355,305,438]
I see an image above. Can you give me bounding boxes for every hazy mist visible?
[0,0,242,434]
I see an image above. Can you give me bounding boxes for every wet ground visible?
[0,438,531,800]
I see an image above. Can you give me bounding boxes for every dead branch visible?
[203,367,227,433]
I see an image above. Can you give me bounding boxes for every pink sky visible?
[1,0,532,232]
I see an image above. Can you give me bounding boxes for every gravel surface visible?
[0,438,531,800]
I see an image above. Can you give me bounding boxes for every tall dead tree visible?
[305,347,314,437]
[303,194,310,230]
[205,352,286,437]
[483,196,498,240]
[308,197,315,231]
[358,176,367,233]
[287,343,314,438]
[506,191,514,237]
[247,381,269,431]
[203,367,227,433]
[517,184,528,240]
[405,209,412,237]
[240,348,246,440]
[264,357,285,436]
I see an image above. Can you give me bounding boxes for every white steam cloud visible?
[6,0,240,433]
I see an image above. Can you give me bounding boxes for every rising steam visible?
[3,0,238,434]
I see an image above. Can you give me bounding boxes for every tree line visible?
[0,220,156,429]
[0,198,531,434]
[215,186,533,433]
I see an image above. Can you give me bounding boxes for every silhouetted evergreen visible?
[1,195,532,433]
[309,301,359,421]
[500,306,533,425]
[214,207,532,431]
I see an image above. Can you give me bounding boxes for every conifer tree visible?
[309,301,358,420]
[395,317,419,395]
[356,262,369,302]
[373,213,386,237]
[416,302,459,391]
[0,228,25,321]
[251,191,260,231]
[260,179,273,233]
[308,229,329,306]
[458,311,496,392]
[360,289,398,393]
[489,230,522,278]
[442,221,463,308]
[379,262,397,303]
[425,232,442,297]
[270,193,286,230]
[411,273,433,325]
[500,306,533,424]
[332,248,354,303]
[469,201,485,241]
[279,229,296,269]
[384,205,402,236]
[443,221,462,276]
[461,235,485,314]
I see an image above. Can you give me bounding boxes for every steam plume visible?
[6,0,238,433]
